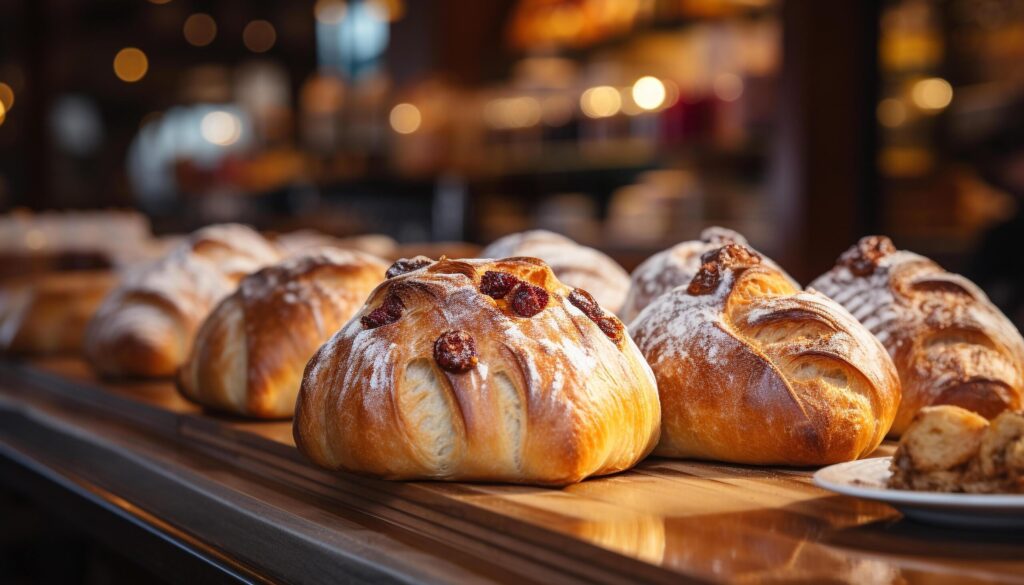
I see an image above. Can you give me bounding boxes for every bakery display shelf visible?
[2,358,1024,585]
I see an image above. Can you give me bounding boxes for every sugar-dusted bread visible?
[480,230,630,315]
[630,244,900,466]
[810,236,1024,436]
[890,405,1024,493]
[620,227,797,324]
[294,256,661,485]
[85,224,281,378]
[178,249,388,418]
[0,271,115,354]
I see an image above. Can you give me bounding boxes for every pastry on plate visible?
[178,249,388,418]
[810,236,1024,436]
[294,256,661,485]
[630,244,900,466]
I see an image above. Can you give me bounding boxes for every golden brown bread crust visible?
[810,236,1024,436]
[0,271,115,354]
[480,230,630,315]
[890,405,1024,493]
[177,249,387,418]
[630,244,901,466]
[620,227,798,324]
[294,256,661,485]
[85,224,281,378]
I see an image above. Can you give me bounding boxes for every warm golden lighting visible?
[113,48,149,83]
[631,76,666,111]
[389,103,421,134]
[484,96,542,129]
[148,0,173,4]
[315,0,347,24]
[713,73,744,102]
[0,101,6,126]
[0,83,16,113]
[184,13,217,47]
[877,98,907,128]
[911,77,953,111]
[580,86,621,118]
[368,0,405,21]
[200,111,242,146]
[243,20,276,53]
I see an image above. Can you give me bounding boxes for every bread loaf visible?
[810,236,1024,435]
[85,224,281,378]
[294,256,660,484]
[621,227,797,324]
[178,249,387,418]
[480,230,630,314]
[0,271,115,354]
[630,244,900,465]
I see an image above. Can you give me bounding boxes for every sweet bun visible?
[178,249,388,418]
[621,227,797,324]
[480,230,630,314]
[810,236,1024,435]
[294,256,660,485]
[85,224,281,378]
[630,244,900,466]
[0,271,115,354]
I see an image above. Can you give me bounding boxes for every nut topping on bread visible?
[839,235,897,277]
[386,256,434,279]
[361,291,405,329]
[509,282,549,317]
[433,330,479,373]
[479,270,521,299]
[687,244,762,296]
[568,288,624,345]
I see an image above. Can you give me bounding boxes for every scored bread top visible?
[294,256,661,485]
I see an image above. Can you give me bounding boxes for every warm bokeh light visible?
[877,98,907,128]
[113,48,149,83]
[911,77,953,111]
[368,0,405,21]
[389,103,421,134]
[631,76,666,111]
[580,86,621,118]
[484,96,542,129]
[243,20,276,53]
[0,101,6,126]
[184,13,217,47]
[713,73,744,102]
[147,0,173,4]
[200,111,242,145]
[0,83,13,113]
[315,0,348,24]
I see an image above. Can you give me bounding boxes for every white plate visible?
[813,457,1024,529]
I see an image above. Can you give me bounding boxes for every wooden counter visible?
[1,358,1022,584]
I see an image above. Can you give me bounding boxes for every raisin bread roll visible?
[620,227,797,324]
[85,224,281,378]
[630,244,900,466]
[178,249,387,418]
[294,256,660,485]
[810,236,1024,436]
[0,271,115,354]
[480,230,630,315]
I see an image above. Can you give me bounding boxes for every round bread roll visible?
[0,271,115,354]
[480,230,630,315]
[178,249,388,418]
[85,224,281,378]
[294,256,661,485]
[620,227,798,324]
[630,244,900,466]
[810,236,1024,436]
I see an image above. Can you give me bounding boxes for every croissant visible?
[178,249,387,418]
[630,244,900,465]
[85,224,281,378]
[810,236,1024,436]
[620,227,797,324]
[0,271,115,354]
[480,230,630,315]
[294,256,661,485]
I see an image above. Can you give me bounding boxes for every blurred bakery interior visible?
[1,0,1024,306]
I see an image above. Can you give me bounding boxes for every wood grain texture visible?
[3,357,1024,584]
